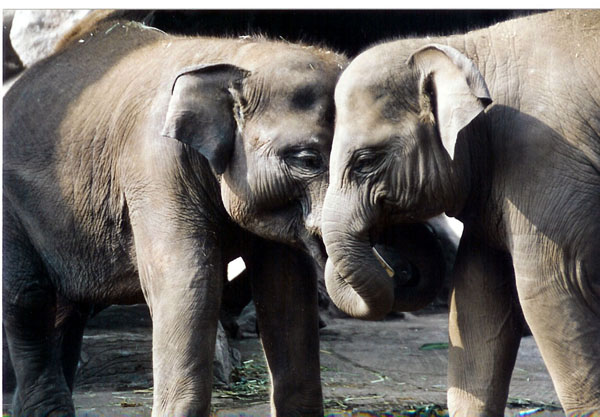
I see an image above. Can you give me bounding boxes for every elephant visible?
[322,10,600,417]
[2,15,348,417]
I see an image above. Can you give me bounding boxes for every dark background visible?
[3,10,544,80]
[144,9,542,56]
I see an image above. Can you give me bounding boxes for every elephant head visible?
[323,43,491,319]
[161,45,347,261]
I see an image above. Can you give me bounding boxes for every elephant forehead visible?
[334,56,418,151]
[244,63,338,123]
[246,118,333,153]
[336,43,417,114]
[272,68,339,104]
[334,86,399,148]
[254,45,343,87]
[335,69,378,109]
[336,71,403,126]
[249,75,336,132]
[335,46,398,96]
[333,120,399,155]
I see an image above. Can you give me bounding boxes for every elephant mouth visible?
[304,233,328,273]
[367,222,444,312]
[371,241,420,292]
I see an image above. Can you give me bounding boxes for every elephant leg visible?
[134,223,225,417]
[447,229,523,417]
[512,235,600,415]
[3,230,75,416]
[221,268,252,336]
[57,301,91,392]
[248,240,323,417]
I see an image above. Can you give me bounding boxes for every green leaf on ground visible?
[418,343,449,351]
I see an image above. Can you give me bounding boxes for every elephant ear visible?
[407,44,492,159]
[161,64,250,174]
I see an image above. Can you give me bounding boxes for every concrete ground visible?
[2,309,563,417]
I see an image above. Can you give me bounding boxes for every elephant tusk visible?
[372,247,395,278]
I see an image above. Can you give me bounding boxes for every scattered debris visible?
[507,398,561,410]
[120,400,141,408]
[397,404,448,416]
[213,358,270,403]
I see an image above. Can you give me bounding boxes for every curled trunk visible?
[323,192,445,320]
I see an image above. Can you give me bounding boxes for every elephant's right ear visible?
[161,64,250,174]
[407,44,492,160]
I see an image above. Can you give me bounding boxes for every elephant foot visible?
[271,405,324,417]
[12,389,75,417]
[271,387,324,417]
[151,403,211,417]
[12,405,75,417]
[46,409,76,417]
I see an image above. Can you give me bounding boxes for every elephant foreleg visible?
[447,229,523,417]
[135,224,225,417]
[248,239,323,417]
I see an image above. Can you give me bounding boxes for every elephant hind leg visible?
[248,240,324,417]
[518,282,600,414]
[513,240,600,414]
[3,237,75,416]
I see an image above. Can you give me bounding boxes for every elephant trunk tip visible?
[324,257,395,321]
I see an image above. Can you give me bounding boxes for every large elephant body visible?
[3,16,347,417]
[324,10,599,416]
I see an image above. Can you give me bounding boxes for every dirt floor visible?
[2,306,564,417]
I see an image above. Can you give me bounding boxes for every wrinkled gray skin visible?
[3,18,348,417]
[324,10,599,416]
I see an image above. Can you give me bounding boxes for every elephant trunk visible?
[322,192,395,321]
[322,192,446,321]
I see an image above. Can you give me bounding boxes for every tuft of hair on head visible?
[54,10,155,53]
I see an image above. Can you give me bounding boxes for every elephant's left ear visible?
[161,63,250,174]
[407,44,492,160]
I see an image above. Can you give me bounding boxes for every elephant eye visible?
[284,148,324,173]
[352,150,384,176]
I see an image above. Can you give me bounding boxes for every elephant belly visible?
[5,201,142,305]
[38,243,142,305]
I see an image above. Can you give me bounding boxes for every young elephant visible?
[3,17,347,417]
[323,10,599,416]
